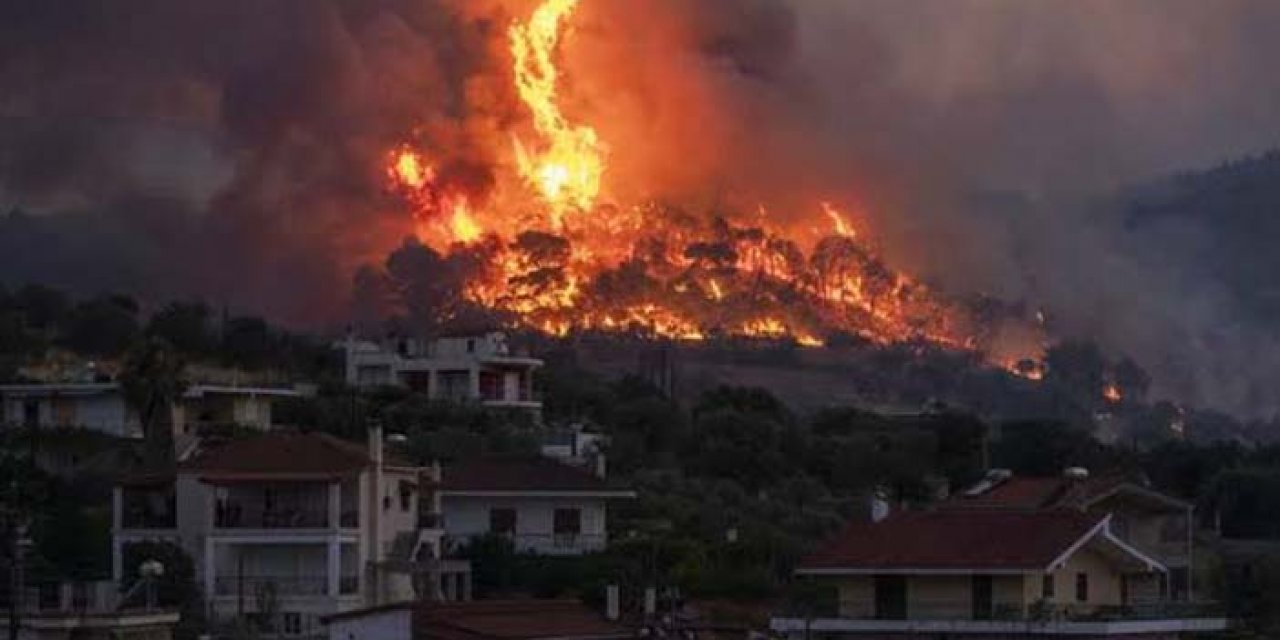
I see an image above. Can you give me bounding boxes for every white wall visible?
[326,607,412,640]
[442,495,608,555]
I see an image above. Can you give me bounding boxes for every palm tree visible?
[120,338,187,469]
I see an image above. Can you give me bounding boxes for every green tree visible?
[120,338,188,468]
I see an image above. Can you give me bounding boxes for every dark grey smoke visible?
[4,0,1280,414]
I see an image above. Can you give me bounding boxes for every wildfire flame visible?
[380,0,1047,366]
[822,202,855,238]
[509,0,604,226]
[1103,382,1123,403]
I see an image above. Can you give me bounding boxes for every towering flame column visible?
[509,0,604,228]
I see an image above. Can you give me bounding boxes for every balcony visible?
[770,601,1229,637]
[215,505,328,529]
[212,575,359,597]
[120,508,176,530]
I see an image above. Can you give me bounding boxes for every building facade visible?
[771,470,1228,639]
[342,333,542,416]
[440,457,634,557]
[0,382,300,439]
[113,430,468,639]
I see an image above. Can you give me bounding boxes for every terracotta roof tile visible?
[179,432,373,480]
[414,600,630,640]
[800,509,1103,572]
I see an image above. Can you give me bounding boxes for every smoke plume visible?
[3,0,1280,414]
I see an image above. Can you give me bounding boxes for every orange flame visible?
[509,0,604,225]
[822,201,855,238]
[377,0,1045,363]
[1103,382,1123,403]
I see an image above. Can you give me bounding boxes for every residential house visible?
[0,580,179,640]
[342,333,542,417]
[440,457,635,556]
[321,599,633,640]
[950,469,1196,601]
[0,382,301,439]
[771,470,1228,639]
[113,429,469,639]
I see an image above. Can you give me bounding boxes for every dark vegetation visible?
[7,285,1280,633]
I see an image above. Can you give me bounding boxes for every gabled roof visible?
[799,510,1108,574]
[953,472,1190,512]
[442,457,633,496]
[322,599,632,640]
[179,432,374,481]
[416,600,630,640]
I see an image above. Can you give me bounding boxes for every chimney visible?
[870,488,890,523]
[593,452,607,479]
[605,584,620,621]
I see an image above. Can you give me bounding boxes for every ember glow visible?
[383,0,1045,366]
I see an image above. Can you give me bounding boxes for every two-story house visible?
[439,456,635,556]
[342,333,542,417]
[113,429,469,638]
[0,382,301,438]
[772,469,1227,639]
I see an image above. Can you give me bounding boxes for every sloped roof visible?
[442,457,632,495]
[799,509,1105,573]
[415,600,630,640]
[952,472,1189,512]
[322,599,632,640]
[179,432,373,481]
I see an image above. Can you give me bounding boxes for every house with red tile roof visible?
[949,468,1197,601]
[440,456,635,556]
[322,599,633,640]
[771,469,1226,638]
[113,428,470,638]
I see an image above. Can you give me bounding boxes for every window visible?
[1075,573,1089,602]
[489,508,516,535]
[399,480,413,512]
[282,612,302,636]
[1042,574,1055,599]
[553,508,582,535]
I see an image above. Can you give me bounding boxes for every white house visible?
[0,580,180,640]
[440,457,634,557]
[113,429,470,639]
[0,382,301,438]
[342,333,542,417]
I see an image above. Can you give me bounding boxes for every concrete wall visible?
[1048,547,1123,609]
[3,393,135,436]
[442,495,607,555]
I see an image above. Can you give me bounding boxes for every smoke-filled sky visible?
[3,0,1280,414]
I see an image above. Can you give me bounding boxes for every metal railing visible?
[213,576,328,597]
[215,506,329,529]
[821,598,1226,623]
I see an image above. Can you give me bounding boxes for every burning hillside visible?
[381,0,1043,368]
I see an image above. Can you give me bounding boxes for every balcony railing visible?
[215,506,329,529]
[799,598,1226,624]
[212,575,361,597]
[466,532,606,551]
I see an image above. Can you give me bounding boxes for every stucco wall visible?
[442,495,607,555]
